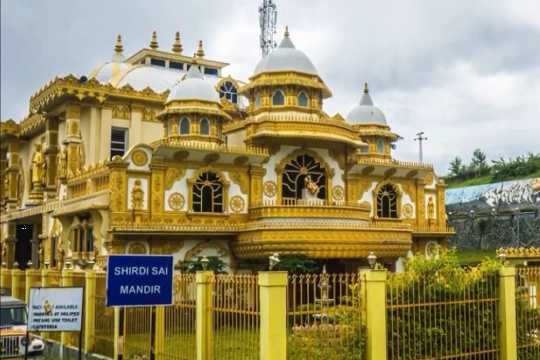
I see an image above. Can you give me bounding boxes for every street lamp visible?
[367,252,377,269]
[269,252,280,270]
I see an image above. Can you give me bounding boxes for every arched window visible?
[254,94,261,109]
[297,91,309,107]
[282,154,326,202]
[272,89,285,106]
[377,139,385,154]
[85,225,94,253]
[200,118,210,135]
[180,117,190,135]
[219,81,238,104]
[193,172,223,213]
[377,184,398,218]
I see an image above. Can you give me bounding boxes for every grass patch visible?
[446,172,540,189]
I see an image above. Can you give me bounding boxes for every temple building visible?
[0,29,453,272]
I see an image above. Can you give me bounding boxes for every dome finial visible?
[364,82,369,94]
[196,40,205,58]
[284,25,290,38]
[150,31,159,49]
[172,31,183,53]
[114,34,124,54]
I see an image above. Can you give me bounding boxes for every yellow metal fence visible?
[94,273,114,358]
[516,266,540,360]
[160,273,197,360]
[386,272,500,360]
[287,272,364,360]
[211,274,260,360]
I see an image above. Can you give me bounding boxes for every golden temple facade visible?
[0,29,453,272]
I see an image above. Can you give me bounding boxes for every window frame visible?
[272,89,285,106]
[180,117,190,135]
[110,127,128,159]
[297,91,309,107]
[200,118,210,136]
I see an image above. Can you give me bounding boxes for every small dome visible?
[90,62,131,84]
[347,83,387,125]
[254,27,318,76]
[167,65,219,103]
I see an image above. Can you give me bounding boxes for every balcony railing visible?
[250,198,371,220]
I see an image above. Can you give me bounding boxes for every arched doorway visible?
[281,153,326,203]
[15,224,33,269]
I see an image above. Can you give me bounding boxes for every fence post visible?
[365,269,387,360]
[196,271,213,360]
[154,306,166,360]
[499,266,517,360]
[113,307,122,360]
[1,268,12,294]
[11,268,26,301]
[258,271,287,360]
[61,269,76,348]
[25,268,42,303]
[84,270,97,354]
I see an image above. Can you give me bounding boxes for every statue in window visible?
[302,175,321,203]
[131,179,145,210]
[57,147,67,180]
[31,143,45,189]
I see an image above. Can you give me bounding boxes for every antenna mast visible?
[259,0,277,57]
[414,131,428,163]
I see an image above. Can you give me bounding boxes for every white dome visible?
[254,30,318,76]
[347,85,387,125]
[167,65,219,103]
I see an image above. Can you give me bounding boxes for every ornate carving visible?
[402,204,414,219]
[131,149,148,167]
[112,104,130,119]
[131,179,144,210]
[332,185,344,201]
[143,108,157,121]
[168,192,185,211]
[229,195,245,213]
[427,196,435,219]
[263,181,277,198]
[165,167,186,190]
[184,240,229,262]
[57,147,67,180]
[31,144,46,189]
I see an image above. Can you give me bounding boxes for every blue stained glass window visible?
[180,117,190,134]
[219,81,238,104]
[272,89,285,106]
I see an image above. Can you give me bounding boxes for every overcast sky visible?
[2,0,539,174]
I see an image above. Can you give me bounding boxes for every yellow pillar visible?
[154,306,166,359]
[499,266,517,360]
[84,270,96,354]
[11,268,26,300]
[196,271,213,360]
[25,268,42,303]
[61,270,76,347]
[1,268,12,294]
[258,271,287,360]
[365,270,387,360]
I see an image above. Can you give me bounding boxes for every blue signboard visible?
[107,255,173,306]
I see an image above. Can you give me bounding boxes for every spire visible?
[196,40,205,58]
[113,34,124,62]
[114,34,124,54]
[172,31,183,53]
[278,26,295,49]
[149,31,159,49]
[360,82,374,106]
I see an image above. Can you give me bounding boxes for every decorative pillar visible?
[436,183,446,230]
[415,179,426,229]
[44,116,60,193]
[258,271,287,360]
[249,166,265,207]
[499,266,517,360]
[150,161,166,217]
[196,271,213,360]
[108,160,128,213]
[365,269,387,360]
[64,104,83,177]
[5,222,17,268]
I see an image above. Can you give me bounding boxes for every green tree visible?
[471,149,489,177]
[448,157,464,178]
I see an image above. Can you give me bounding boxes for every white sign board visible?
[28,287,83,332]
